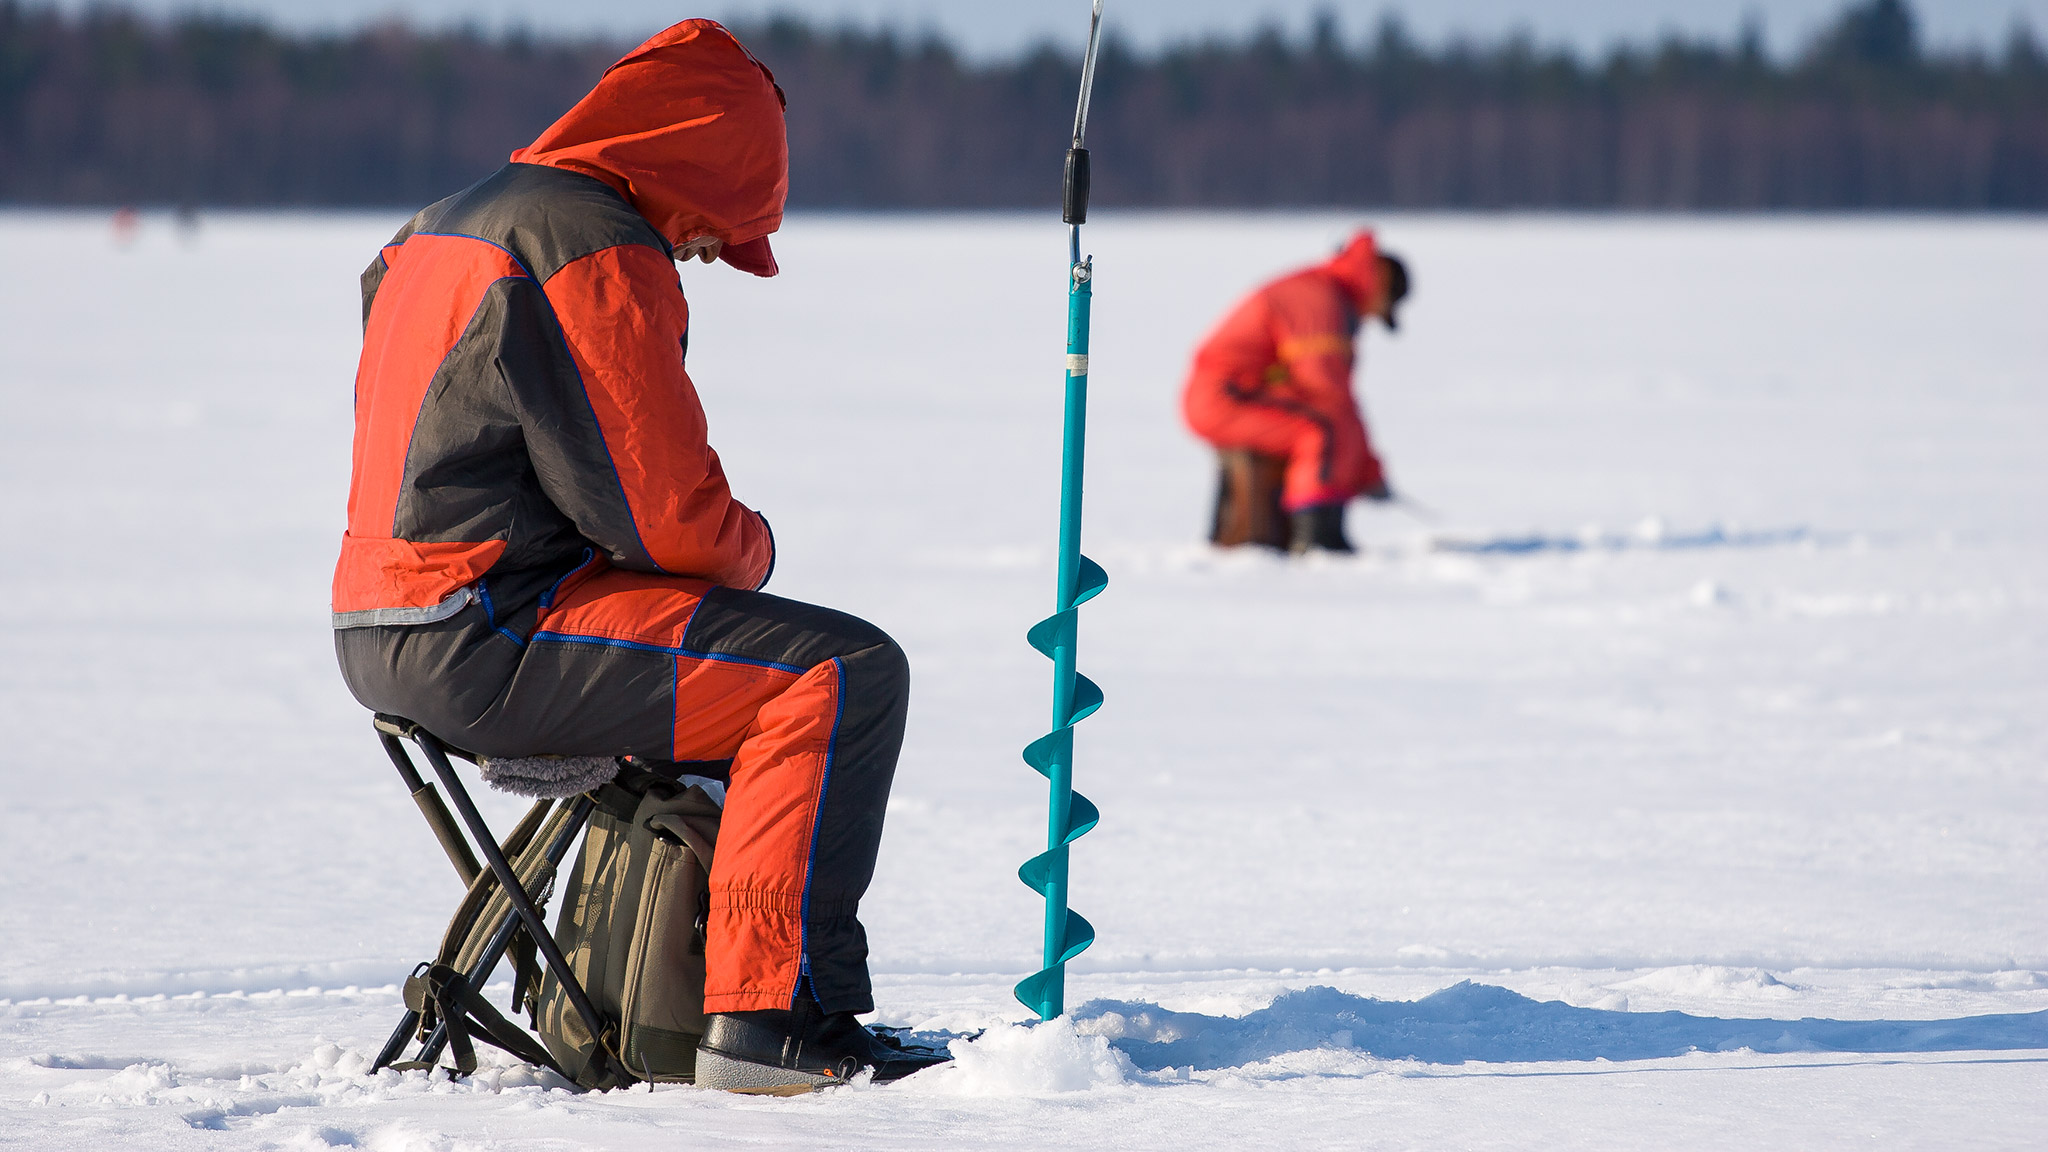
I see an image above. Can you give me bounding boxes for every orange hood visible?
[511,20,788,277]
[1324,230,1383,314]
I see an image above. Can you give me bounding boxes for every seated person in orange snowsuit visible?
[332,22,942,1092]
[1182,230,1408,554]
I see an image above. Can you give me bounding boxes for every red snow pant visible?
[336,566,908,1016]
[1182,374,1383,511]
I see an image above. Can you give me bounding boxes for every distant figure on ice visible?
[332,21,944,1092]
[1183,230,1409,555]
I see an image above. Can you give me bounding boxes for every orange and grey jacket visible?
[333,20,782,629]
[1183,231,1389,509]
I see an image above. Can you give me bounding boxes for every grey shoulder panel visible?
[425,163,669,284]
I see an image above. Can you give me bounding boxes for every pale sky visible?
[49,1,2048,57]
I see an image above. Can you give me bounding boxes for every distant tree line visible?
[2,0,2044,209]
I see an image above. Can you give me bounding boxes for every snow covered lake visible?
[1,210,2043,1148]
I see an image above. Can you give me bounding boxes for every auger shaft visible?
[1042,243,1092,992]
[1018,0,1107,1024]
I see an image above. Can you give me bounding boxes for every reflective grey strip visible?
[332,585,476,630]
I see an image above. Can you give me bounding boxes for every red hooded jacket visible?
[334,20,782,629]
[1182,232,1388,510]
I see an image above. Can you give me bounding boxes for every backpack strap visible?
[510,925,542,1017]
[643,810,716,869]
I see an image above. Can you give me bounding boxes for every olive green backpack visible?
[531,774,722,1086]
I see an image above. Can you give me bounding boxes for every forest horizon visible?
[2,0,2043,209]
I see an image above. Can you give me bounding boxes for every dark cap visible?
[1380,252,1410,331]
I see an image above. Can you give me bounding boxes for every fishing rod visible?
[1016,0,1107,1023]
[1389,492,1444,525]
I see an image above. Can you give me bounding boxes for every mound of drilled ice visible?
[1614,965,1797,1001]
[906,1017,1134,1095]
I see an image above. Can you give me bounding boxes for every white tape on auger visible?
[1066,354,1090,374]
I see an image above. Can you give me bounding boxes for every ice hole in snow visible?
[902,1017,1135,1095]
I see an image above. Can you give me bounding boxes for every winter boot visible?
[1288,503,1355,555]
[695,995,951,1094]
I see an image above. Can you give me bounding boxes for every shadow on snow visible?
[1428,524,1813,556]
[1074,982,2048,1070]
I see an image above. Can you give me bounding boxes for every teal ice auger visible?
[1016,0,1107,1023]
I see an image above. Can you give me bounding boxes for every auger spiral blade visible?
[1026,556,1107,654]
[1015,796,1100,879]
[1017,0,1109,1023]
[1062,791,1101,842]
[1072,555,1109,606]
[1013,906,1096,1011]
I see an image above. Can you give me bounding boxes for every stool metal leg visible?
[372,991,424,1072]
[412,730,615,1076]
[370,718,602,1079]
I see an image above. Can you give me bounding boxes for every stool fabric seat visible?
[480,754,623,799]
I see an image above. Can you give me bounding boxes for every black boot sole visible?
[694,1047,847,1095]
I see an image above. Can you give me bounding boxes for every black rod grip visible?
[1063,147,1091,225]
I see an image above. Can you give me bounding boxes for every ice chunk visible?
[905,1017,1134,1095]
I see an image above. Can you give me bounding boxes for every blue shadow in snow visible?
[1075,983,2048,1070]
[1432,524,1812,556]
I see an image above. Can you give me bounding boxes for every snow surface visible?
[1,210,2043,1149]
